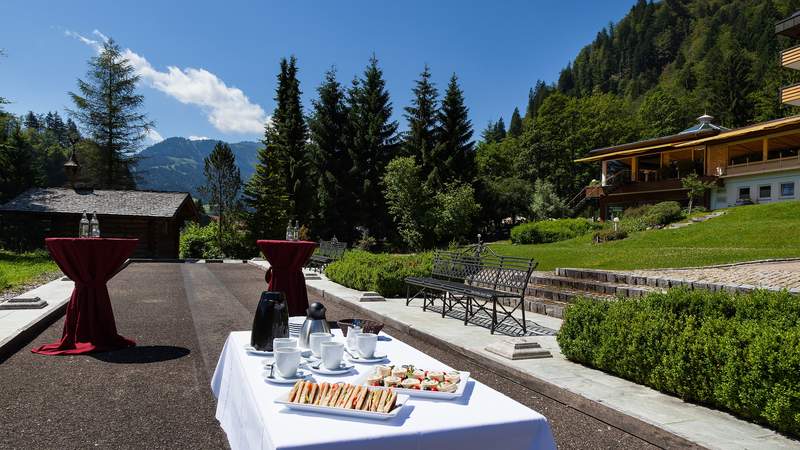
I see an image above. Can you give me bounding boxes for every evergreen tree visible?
[403,65,439,184]
[308,68,351,240]
[346,55,399,238]
[68,38,152,189]
[24,111,41,130]
[435,74,474,185]
[201,142,241,250]
[243,125,290,240]
[494,117,507,140]
[525,80,550,120]
[0,119,40,202]
[481,121,498,143]
[508,107,523,137]
[271,56,311,221]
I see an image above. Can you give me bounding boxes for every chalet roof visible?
[776,11,800,39]
[575,115,800,163]
[0,188,193,218]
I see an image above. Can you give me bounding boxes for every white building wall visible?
[711,169,800,209]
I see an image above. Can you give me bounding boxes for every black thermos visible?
[251,291,289,351]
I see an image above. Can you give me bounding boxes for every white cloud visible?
[66,30,268,135]
[145,128,164,143]
[188,135,210,141]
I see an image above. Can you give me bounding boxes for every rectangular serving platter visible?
[355,371,471,400]
[274,391,409,421]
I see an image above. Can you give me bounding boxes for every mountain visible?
[134,137,260,199]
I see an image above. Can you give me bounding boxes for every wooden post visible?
[763,138,769,162]
[601,160,608,186]
[631,157,638,182]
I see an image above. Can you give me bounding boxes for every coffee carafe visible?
[251,291,289,351]
[298,302,331,349]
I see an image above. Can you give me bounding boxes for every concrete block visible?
[358,292,385,302]
[646,277,659,287]
[656,278,671,289]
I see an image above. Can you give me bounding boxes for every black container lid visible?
[306,302,326,319]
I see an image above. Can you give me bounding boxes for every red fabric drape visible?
[256,240,316,316]
[32,238,138,355]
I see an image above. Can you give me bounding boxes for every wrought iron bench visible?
[405,250,537,335]
[305,239,347,272]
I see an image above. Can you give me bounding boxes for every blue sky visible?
[1,0,636,144]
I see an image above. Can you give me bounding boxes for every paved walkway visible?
[632,260,800,290]
[302,272,800,449]
[0,262,655,449]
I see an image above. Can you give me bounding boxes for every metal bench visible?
[305,239,347,272]
[405,250,537,335]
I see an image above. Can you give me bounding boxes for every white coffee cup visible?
[355,332,378,358]
[274,348,301,378]
[320,341,344,370]
[309,332,333,356]
[273,337,297,351]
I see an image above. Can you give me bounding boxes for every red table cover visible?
[256,240,317,316]
[32,238,138,355]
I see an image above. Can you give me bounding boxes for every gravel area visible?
[0,263,658,449]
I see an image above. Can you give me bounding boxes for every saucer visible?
[305,361,355,375]
[245,345,273,356]
[263,368,310,384]
[347,353,388,364]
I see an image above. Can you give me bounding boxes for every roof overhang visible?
[777,12,800,38]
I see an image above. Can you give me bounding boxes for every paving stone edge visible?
[304,282,703,449]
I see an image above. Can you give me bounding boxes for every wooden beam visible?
[763,138,769,162]
[631,157,638,182]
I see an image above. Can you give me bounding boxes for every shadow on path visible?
[90,345,190,364]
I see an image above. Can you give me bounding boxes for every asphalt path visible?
[0,263,657,449]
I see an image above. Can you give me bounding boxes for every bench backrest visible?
[431,250,536,294]
[319,240,347,259]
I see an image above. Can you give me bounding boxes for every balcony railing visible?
[781,83,800,106]
[724,154,800,177]
[781,44,800,70]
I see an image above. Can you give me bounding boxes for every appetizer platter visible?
[274,380,408,420]
[356,364,470,399]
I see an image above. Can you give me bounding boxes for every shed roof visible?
[0,188,194,218]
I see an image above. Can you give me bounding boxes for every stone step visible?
[525,283,615,304]
[530,273,656,298]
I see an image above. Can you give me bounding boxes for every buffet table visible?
[211,330,556,450]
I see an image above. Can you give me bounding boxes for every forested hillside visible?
[478,0,800,224]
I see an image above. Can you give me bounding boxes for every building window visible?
[781,182,795,198]
[759,185,772,199]
[738,187,751,200]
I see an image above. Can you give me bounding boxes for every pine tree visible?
[24,111,41,130]
[494,117,507,140]
[0,120,40,202]
[525,80,550,120]
[403,65,439,183]
[271,56,311,221]
[346,55,399,238]
[243,125,290,240]
[201,142,241,250]
[435,74,474,185]
[308,68,351,240]
[69,39,152,189]
[508,107,523,137]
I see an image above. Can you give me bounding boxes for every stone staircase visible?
[513,269,664,319]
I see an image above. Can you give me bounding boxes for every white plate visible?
[274,391,408,420]
[355,371,471,399]
[245,345,273,356]
[346,353,388,364]
[263,369,310,384]
[305,362,355,375]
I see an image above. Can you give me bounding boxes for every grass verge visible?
[0,250,59,293]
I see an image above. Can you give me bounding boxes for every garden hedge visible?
[324,250,433,297]
[558,288,800,437]
[510,218,601,245]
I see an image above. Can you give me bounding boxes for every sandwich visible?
[376,365,392,377]
[288,380,304,402]
[314,383,330,405]
[335,384,355,408]
[377,388,397,413]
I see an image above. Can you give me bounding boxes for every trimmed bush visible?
[510,218,601,244]
[558,289,800,437]
[592,228,628,243]
[179,222,256,259]
[325,250,432,297]
[620,201,683,232]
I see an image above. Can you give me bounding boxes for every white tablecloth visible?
[211,330,556,450]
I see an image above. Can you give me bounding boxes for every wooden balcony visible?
[781,83,800,106]
[723,155,800,177]
[781,45,800,70]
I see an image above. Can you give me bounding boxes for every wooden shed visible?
[0,188,198,258]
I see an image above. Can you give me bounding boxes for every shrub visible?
[592,228,628,243]
[510,218,600,244]
[558,289,800,437]
[325,250,432,297]
[179,222,256,259]
[620,201,683,232]
[529,179,569,221]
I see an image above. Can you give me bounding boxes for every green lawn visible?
[0,250,59,292]
[490,200,800,271]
